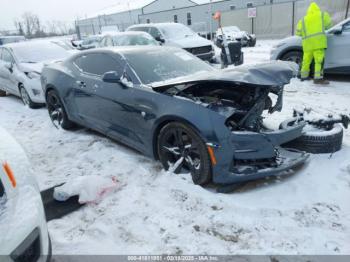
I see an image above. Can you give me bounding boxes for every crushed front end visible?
[193,81,309,185]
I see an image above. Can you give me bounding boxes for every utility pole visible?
[346,0,350,19]
[209,0,213,40]
[292,1,296,36]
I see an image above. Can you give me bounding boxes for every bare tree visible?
[22,12,36,36]
[14,19,24,35]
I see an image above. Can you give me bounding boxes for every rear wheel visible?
[157,122,212,185]
[46,90,75,130]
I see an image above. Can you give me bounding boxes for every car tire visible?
[281,51,303,66]
[280,118,344,154]
[157,122,212,185]
[249,39,256,47]
[19,85,38,109]
[0,88,6,97]
[46,90,75,130]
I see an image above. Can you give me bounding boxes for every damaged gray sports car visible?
[41,46,310,188]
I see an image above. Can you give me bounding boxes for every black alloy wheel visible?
[158,122,212,185]
[46,90,74,130]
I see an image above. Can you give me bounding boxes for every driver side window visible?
[149,27,162,39]
[74,53,122,77]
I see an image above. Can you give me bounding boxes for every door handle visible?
[76,81,86,88]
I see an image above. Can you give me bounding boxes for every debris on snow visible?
[54,175,120,204]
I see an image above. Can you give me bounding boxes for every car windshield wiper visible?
[21,61,37,64]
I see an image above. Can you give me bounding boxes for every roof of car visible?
[3,39,62,49]
[128,22,186,29]
[102,31,152,37]
[72,45,178,58]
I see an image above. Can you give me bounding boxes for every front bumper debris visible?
[216,148,310,193]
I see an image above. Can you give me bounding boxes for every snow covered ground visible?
[0,40,349,255]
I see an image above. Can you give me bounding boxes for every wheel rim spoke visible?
[173,157,185,174]
[163,146,181,156]
[21,89,30,105]
[174,129,184,149]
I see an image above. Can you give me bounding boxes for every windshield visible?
[12,42,70,63]
[124,48,215,85]
[113,34,158,46]
[158,24,196,39]
[222,26,240,34]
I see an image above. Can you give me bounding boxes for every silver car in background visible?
[99,31,159,47]
[270,18,350,75]
[127,23,216,62]
[0,40,71,108]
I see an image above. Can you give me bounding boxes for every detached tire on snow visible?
[280,118,344,154]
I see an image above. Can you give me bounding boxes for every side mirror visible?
[5,62,13,73]
[155,35,165,43]
[333,27,342,35]
[102,71,121,83]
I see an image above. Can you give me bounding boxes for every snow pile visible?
[54,175,120,204]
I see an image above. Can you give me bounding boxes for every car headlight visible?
[25,72,41,79]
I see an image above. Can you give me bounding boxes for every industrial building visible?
[76,0,349,38]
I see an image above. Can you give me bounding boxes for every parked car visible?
[0,126,51,261]
[127,23,215,62]
[41,46,309,187]
[49,39,77,53]
[100,32,159,47]
[100,25,120,34]
[77,35,104,50]
[0,40,71,108]
[270,18,350,75]
[0,36,25,46]
[216,26,256,47]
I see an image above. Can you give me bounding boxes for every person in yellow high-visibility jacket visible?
[296,2,332,85]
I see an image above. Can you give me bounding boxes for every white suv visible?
[271,18,350,75]
[0,127,51,262]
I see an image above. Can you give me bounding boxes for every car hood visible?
[151,61,298,91]
[167,35,212,48]
[19,59,63,73]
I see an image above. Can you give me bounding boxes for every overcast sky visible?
[0,0,126,30]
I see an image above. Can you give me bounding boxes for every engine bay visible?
[164,81,282,132]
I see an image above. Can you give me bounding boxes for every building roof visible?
[87,0,155,18]
[86,0,224,19]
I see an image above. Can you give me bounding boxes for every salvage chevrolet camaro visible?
[41,46,309,186]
